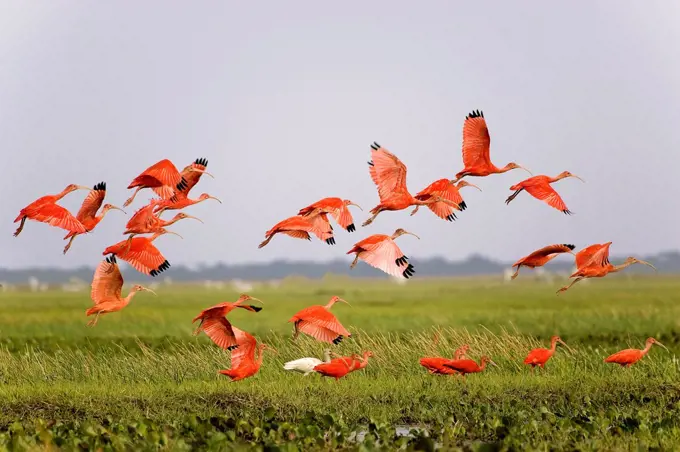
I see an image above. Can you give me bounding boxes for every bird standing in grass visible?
[347,228,419,279]
[412,179,481,222]
[420,344,470,375]
[219,327,277,382]
[313,354,359,381]
[288,296,352,345]
[192,294,264,351]
[283,349,332,376]
[524,336,573,371]
[63,182,126,254]
[14,184,93,237]
[511,244,576,280]
[604,337,668,367]
[453,110,532,182]
[557,242,656,293]
[86,255,156,326]
[443,356,498,377]
[505,171,585,214]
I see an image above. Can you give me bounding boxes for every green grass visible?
[1,275,680,450]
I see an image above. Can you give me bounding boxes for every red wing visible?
[76,183,106,222]
[283,230,312,240]
[516,244,575,265]
[28,204,87,233]
[331,205,355,230]
[295,307,350,336]
[575,243,610,269]
[297,321,344,344]
[368,144,409,202]
[117,243,167,275]
[140,159,182,187]
[126,202,160,231]
[524,183,570,213]
[178,159,208,196]
[152,185,176,199]
[305,213,334,242]
[581,243,612,269]
[415,180,462,221]
[90,256,123,305]
[359,239,412,279]
[230,327,257,368]
[202,317,238,350]
[461,111,491,169]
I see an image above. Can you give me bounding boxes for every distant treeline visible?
[0,251,676,284]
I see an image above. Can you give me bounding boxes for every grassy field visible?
[1,275,679,450]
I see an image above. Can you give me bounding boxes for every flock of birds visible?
[11,110,662,381]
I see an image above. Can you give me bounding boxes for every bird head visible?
[481,356,498,367]
[186,166,214,178]
[647,337,668,351]
[551,336,574,353]
[363,350,374,359]
[625,257,657,272]
[157,228,183,239]
[132,285,157,296]
[102,204,126,215]
[171,212,204,223]
[456,180,482,192]
[343,200,363,211]
[198,193,222,204]
[504,163,533,176]
[329,296,350,306]
[557,171,585,182]
[238,293,264,304]
[392,228,420,240]
[65,184,94,193]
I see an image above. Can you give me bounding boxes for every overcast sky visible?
[1,1,678,270]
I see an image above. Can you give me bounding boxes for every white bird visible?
[283,349,332,375]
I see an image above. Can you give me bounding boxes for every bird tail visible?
[218,369,238,379]
[13,212,25,223]
[85,306,99,316]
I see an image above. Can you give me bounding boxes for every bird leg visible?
[87,313,101,327]
[505,189,523,205]
[292,321,300,340]
[556,277,584,294]
[13,217,26,237]
[361,211,382,227]
[123,188,142,208]
[410,206,420,216]
[258,235,274,249]
[63,234,78,255]
[511,265,521,280]
[349,255,360,269]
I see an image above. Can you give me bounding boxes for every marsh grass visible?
[1,275,679,449]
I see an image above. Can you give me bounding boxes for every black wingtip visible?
[105,255,117,264]
[227,344,239,351]
[402,263,415,279]
[367,161,374,167]
[563,209,573,215]
[466,110,484,120]
[346,223,356,233]
[326,237,336,245]
[370,142,380,150]
[249,305,263,312]
[176,177,188,191]
[564,244,576,250]
[446,213,457,222]
[93,182,106,191]
[332,336,344,345]
[194,158,208,167]
[459,200,467,211]
[395,256,409,266]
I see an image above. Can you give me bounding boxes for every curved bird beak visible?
[655,341,669,352]
[165,231,184,239]
[488,360,499,367]
[249,297,264,304]
[110,206,126,214]
[76,185,94,191]
[194,168,214,178]
[518,165,533,176]
[337,298,351,306]
[350,202,363,211]
[209,196,222,204]
[570,174,585,183]
[468,183,482,192]
[143,288,157,296]
[558,339,575,354]
[637,259,657,272]
[184,214,204,223]
[405,231,421,240]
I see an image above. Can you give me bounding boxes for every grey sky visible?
[1,1,678,270]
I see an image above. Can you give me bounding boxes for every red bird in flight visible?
[297,197,362,233]
[412,179,481,222]
[511,244,575,280]
[453,110,531,182]
[505,171,584,215]
[347,228,419,279]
